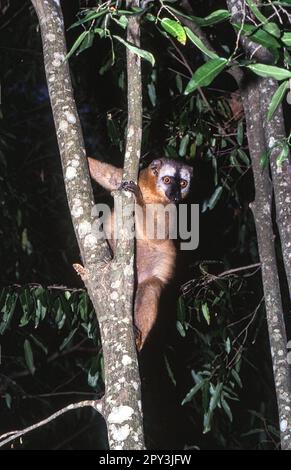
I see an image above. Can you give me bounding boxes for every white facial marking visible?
[159,165,176,177]
[180,168,191,181]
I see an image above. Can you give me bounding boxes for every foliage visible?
[173,262,279,449]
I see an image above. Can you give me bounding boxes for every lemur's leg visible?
[134,276,164,350]
[88,157,123,191]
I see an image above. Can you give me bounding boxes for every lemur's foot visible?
[120,180,138,195]
[119,181,144,206]
[73,263,88,280]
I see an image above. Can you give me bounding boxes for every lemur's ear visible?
[149,159,162,176]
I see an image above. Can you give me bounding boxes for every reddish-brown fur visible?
[88,157,177,349]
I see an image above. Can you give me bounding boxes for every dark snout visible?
[166,184,181,204]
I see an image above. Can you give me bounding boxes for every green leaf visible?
[207,185,223,210]
[259,150,269,169]
[64,291,71,300]
[277,144,289,166]
[267,80,289,121]
[202,303,210,325]
[94,27,106,38]
[65,31,89,60]
[225,337,231,354]
[209,382,223,415]
[168,7,230,27]
[182,381,205,405]
[190,142,197,159]
[234,23,280,49]
[19,288,33,321]
[231,369,243,388]
[246,0,267,23]
[24,339,35,375]
[203,411,212,434]
[247,64,291,80]
[192,9,230,27]
[184,27,218,59]
[88,368,99,388]
[76,30,94,56]
[176,321,186,337]
[184,58,228,95]
[113,35,155,66]
[164,355,177,387]
[147,82,156,107]
[145,13,156,22]
[179,134,190,157]
[237,149,250,165]
[68,9,107,30]
[112,14,128,29]
[5,393,12,409]
[0,292,17,334]
[282,32,291,48]
[192,10,230,27]
[161,18,187,45]
[59,328,78,351]
[263,22,281,39]
[221,397,233,422]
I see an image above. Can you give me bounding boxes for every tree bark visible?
[241,82,291,450]
[226,0,291,450]
[227,0,291,301]
[258,78,291,295]
[30,0,145,450]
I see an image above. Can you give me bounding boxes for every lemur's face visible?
[150,158,193,203]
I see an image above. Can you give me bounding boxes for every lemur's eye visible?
[163,176,171,184]
[180,180,188,188]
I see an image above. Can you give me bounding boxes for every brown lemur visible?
[88,157,193,350]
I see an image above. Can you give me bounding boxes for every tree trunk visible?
[227,0,291,450]
[241,82,291,450]
[30,0,145,450]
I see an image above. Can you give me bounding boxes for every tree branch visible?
[227,0,291,450]
[227,0,291,299]
[29,0,145,450]
[0,399,102,449]
[30,0,109,268]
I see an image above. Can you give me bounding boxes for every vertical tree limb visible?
[30,0,145,450]
[258,78,291,294]
[154,0,291,447]
[227,0,291,449]
[241,83,291,449]
[227,0,291,299]
[30,0,109,267]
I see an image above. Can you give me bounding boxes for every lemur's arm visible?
[88,157,123,191]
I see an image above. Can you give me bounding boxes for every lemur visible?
[88,157,193,349]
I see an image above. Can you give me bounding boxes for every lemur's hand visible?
[119,180,145,207]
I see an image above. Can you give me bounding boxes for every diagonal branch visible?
[0,399,102,449]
